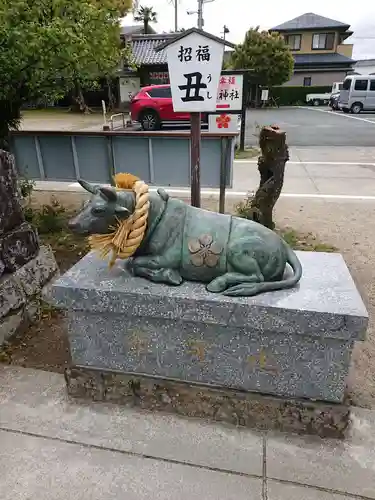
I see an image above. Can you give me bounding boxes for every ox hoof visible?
[165,269,183,285]
[206,278,226,293]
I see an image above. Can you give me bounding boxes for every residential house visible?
[352,59,375,75]
[269,13,355,87]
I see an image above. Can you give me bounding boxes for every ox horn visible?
[99,186,118,203]
[78,179,97,194]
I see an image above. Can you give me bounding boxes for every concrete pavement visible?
[234,156,375,198]
[1,364,375,500]
[234,146,375,198]
[20,110,106,131]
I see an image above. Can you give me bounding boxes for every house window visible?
[285,34,301,50]
[354,79,368,91]
[312,33,335,50]
[303,77,312,87]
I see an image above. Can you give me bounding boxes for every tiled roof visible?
[155,27,236,51]
[355,59,375,67]
[130,29,235,66]
[271,13,350,31]
[131,34,176,65]
[294,53,355,65]
[121,25,156,36]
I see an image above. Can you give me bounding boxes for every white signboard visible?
[166,31,225,112]
[216,74,243,111]
[261,89,269,101]
[208,113,240,133]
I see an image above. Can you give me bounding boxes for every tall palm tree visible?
[134,5,157,34]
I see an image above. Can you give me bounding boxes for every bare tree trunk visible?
[72,81,90,114]
[0,100,21,151]
[106,77,116,111]
[250,125,289,229]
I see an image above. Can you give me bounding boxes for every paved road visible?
[245,107,375,147]
[233,147,375,197]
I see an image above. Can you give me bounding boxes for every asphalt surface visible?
[245,106,375,147]
[126,106,375,148]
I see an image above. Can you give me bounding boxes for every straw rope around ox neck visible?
[88,173,150,268]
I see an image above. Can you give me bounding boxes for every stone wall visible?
[0,150,58,344]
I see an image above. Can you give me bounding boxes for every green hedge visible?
[269,86,332,106]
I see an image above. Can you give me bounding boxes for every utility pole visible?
[222,25,229,41]
[170,0,178,32]
[197,0,203,29]
[132,0,139,15]
[187,0,214,31]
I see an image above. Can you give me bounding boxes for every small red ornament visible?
[216,114,231,129]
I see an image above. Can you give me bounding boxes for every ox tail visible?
[223,244,302,297]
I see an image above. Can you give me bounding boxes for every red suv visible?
[130,84,207,130]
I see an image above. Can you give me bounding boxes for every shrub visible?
[18,174,67,234]
[269,85,331,106]
[236,192,259,220]
[34,198,67,234]
[18,176,35,199]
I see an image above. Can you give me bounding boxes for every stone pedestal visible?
[49,251,368,405]
[64,366,351,438]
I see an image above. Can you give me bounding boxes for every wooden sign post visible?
[156,28,232,207]
[190,112,201,207]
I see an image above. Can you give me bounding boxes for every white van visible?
[340,75,375,114]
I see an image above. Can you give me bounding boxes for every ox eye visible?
[92,206,105,215]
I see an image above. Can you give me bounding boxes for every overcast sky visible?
[124,0,375,59]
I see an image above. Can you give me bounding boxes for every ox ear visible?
[99,186,118,203]
[78,179,97,194]
[114,206,130,216]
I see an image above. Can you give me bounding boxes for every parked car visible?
[306,81,343,106]
[340,75,375,114]
[329,92,340,111]
[130,84,208,130]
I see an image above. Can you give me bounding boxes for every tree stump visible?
[250,125,289,229]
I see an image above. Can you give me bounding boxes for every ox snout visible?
[68,216,87,234]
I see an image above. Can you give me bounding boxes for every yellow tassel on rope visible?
[88,173,150,268]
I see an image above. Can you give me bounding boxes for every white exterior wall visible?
[354,62,375,75]
[119,77,141,104]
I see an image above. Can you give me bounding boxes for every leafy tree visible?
[92,0,134,111]
[134,5,157,34]
[0,0,133,147]
[92,0,132,16]
[230,27,294,87]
